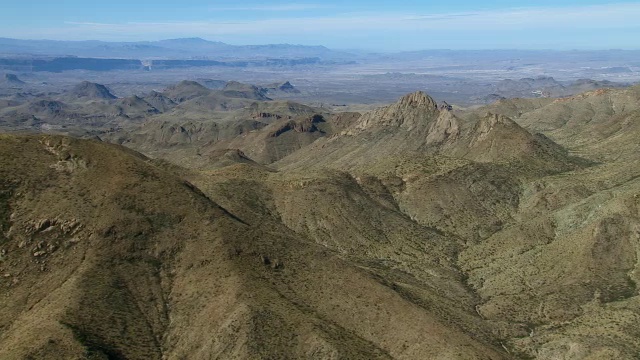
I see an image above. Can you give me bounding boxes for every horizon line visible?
[1,37,640,54]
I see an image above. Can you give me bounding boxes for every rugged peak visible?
[69,81,116,100]
[461,111,575,164]
[352,91,440,132]
[397,91,438,110]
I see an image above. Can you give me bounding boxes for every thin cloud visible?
[28,3,640,41]
[209,3,331,11]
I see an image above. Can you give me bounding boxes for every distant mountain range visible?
[4,38,640,63]
[0,37,353,60]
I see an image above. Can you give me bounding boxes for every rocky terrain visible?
[1,77,640,359]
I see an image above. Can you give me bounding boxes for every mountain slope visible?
[62,81,117,101]
[276,91,579,173]
[0,134,508,359]
[515,85,640,162]
[5,84,640,359]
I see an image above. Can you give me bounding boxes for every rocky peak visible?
[352,91,440,132]
[70,81,116,100]
[397,91,438,110]
[463,112,547,163]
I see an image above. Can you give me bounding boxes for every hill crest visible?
[66,81,116,100]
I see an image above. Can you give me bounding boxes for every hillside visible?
[0,134,508,359]
[62,81,117,101]
[276,91,580,174]
[2,84,640,359]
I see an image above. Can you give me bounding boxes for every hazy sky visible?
[1,1,639,51]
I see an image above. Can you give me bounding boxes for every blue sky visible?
[1,1,639,51]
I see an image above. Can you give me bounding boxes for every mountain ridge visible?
[0,37,348,60]
[3,80,640,358]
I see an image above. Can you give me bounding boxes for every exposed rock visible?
[426,109,461,145]
[354,91,438,131]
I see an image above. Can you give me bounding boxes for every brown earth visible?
[1,85,640,359]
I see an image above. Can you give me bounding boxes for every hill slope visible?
[0,134,508,359]
[4,85,640,359]
[62,81,117,101]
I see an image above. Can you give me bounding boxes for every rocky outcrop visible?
[426,109,461,145]
[354,91,438,131]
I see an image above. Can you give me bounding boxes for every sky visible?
[1,1,639,51]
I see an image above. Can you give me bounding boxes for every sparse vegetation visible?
[2,76,640,359]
